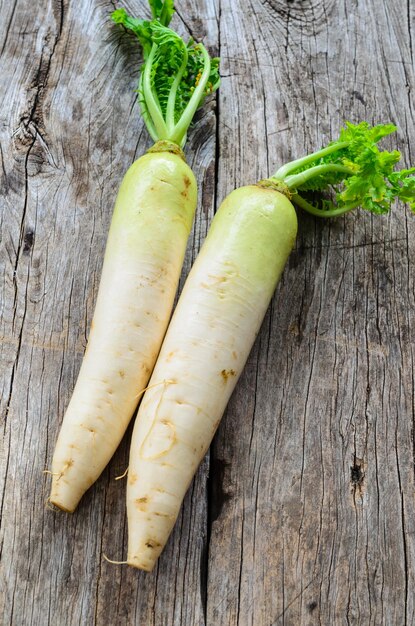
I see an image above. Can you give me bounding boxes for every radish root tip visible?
[103,554,128,565]
[115,467,129,481]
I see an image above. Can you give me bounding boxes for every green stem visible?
[160,2,173,26]
[283,164,354,189]
[180,131,187,148]
[166,45,188,135]
[170,44,211,145]
[137,73,158,142]
[143,44,168,139]
[292,193,360,218]
[273,141,350,179]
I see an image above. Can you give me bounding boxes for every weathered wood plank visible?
[1,0,415,625]
[208,1,415,625]
[0,1,216,624]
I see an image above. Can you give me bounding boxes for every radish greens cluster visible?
[272,122,415,217]
[112,2,219,146]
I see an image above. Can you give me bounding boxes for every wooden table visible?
[1,1,414,624]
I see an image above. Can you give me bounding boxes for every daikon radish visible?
[49,1,219,512]
[126,122,415,570]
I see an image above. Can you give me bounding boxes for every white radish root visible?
[126,185,297,570]
[50,150,196,512]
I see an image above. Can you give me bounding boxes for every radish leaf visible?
[272,122,415,217]
[112,3,219,146]
[149,0,175,25]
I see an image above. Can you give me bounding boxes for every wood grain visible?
[0,0,414,624]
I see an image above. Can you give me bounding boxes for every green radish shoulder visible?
[49,0,219,513]
[122,122,415,571]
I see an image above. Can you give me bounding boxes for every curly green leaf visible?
[111,3,220,147]
[271,122,415,217]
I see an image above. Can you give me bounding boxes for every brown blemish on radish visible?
[135,496,149,511]
[183,175,191,188]
[221,369,236,382]
[129,473,138,485]
[160,420,177,444]
[58,458,74,479]
[232,351,237,359]
[119,370,125,379]
[145,540,161,549]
